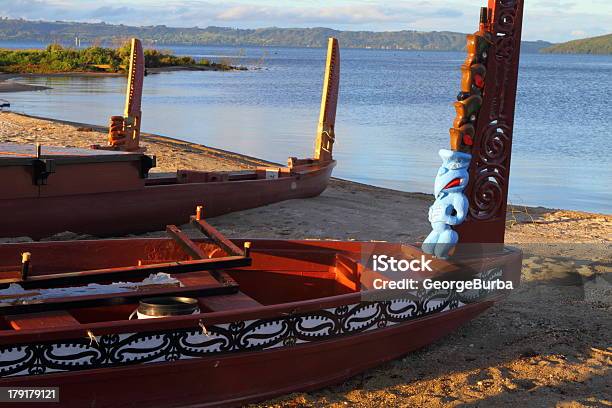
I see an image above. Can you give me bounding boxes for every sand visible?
[0,65,241,94]
[0,74,50,93]
[0,111,610,407]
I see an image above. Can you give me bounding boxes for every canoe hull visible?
[2,300,492,408]
[0,162,335,239]
[0,239,521,407]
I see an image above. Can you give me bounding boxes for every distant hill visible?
[520,40,555,54]
[541,33,612,55]
[0,17,552,53]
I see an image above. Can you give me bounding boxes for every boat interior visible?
[0,234,375,334]
[145,158,332,186]
[0,245,512,335]
[0,204,519,339]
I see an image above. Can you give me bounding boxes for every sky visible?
[0,0,610,43]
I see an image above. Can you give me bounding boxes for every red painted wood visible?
[166,224,209,259]
[0,143,139,159]
[39,161,144,197]
[0,161,335,239]
[0,301,494,407]
[0,270,227,315]
[0,167,38,200]
[0,238,522,345]
[457,0,525,244]
[191,217,245,257]
[0,235,521,408]
[199,291,262,312]
[5,311,79,331]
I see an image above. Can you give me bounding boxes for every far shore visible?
[0,111,609,407]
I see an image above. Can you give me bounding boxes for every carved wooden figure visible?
[456,0,525,245]
[426,0,525,255]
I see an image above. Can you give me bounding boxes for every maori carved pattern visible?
[0,268,504,378]
[425,2,498,254]
[425,0,523,245]
[466,0,522,224]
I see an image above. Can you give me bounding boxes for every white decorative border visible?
[0,268,503,377]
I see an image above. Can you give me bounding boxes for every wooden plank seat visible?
[198,291,262,312]
[168,214,261,312]
[0,213,253,316]
[5,310,80,331]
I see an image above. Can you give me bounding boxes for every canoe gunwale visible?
[0,297,500,402]
[0,160,336,239]
[0,242,521,345]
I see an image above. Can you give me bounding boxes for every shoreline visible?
[9,112,285,169]
[0,74,50,93]
[0,64,244,93]
[2,111,610,220]
[0,110,610,406]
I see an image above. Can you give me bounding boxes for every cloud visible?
[0,0,609,42]
[214,3,465,28]
[570,30,586,37]
[89,6,136,18]
[0,0,68,18]
[522,6,612,42]
[428,8,463,18]
[216,5,397,24]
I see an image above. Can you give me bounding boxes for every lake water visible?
[2,42,611,214]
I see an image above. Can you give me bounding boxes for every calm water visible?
[2,42,611,213]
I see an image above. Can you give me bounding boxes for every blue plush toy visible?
[422,149,471,258]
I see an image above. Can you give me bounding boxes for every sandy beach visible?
[0,74,50,93]
[0,111,610,407]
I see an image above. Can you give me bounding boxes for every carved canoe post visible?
[423,0,524,257]
[107,38,145,152]
[314,37,340,162]
[455,0,524,245]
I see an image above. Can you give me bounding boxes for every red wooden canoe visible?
[0,142,335,239]
[0,1,527,405]
[0,37,340,240]
[0,234,522,407]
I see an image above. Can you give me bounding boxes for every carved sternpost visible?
[314,38,340,162]
[108,38,145,152]
[456,0,524,244]
[424,0,524,256]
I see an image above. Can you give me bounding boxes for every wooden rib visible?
[190,216,245,257]
[166,225,208,260]
[166,224,241,285]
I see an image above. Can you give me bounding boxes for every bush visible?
[0,42,215,74]
[143,49,196,68]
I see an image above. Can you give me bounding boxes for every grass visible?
[0,42,235,74]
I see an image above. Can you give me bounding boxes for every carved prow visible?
[314,38,340,162]
[423,0,524,257]
[107,38,145,152]
[455,0,524,245]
